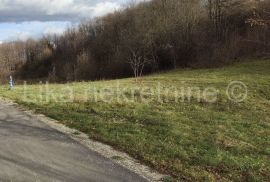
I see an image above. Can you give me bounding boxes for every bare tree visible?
[0,41,26,81]
[127,49,150,81]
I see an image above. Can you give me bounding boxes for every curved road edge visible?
[1,98,166,182]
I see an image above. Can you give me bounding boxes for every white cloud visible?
[92,2,121,17]
[0,0,146,22]
[0,0,150,41]
[0,21,71,41]
[15,31,31,41]
[43,26,67,36]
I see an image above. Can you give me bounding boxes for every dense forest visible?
[0,0,269,82]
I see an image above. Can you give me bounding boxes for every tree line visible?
[0,0,269,82]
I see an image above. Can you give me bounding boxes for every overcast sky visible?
[0,0,147,42]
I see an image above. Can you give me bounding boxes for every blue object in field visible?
[9,76,13,90]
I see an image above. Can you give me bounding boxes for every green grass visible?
[1,59,269,181]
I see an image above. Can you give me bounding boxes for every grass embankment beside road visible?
[1,60,269,181]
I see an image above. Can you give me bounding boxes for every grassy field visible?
[1,59,269,181]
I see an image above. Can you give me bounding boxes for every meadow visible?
[1,59,269,181]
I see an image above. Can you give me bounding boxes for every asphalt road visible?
[0,102,147,182]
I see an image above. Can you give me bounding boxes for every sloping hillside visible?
[1,59,269,181]
[4,0,269,81]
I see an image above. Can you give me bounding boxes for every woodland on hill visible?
[0,0,269,81]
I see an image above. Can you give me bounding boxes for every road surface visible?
[0,101,147,182]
